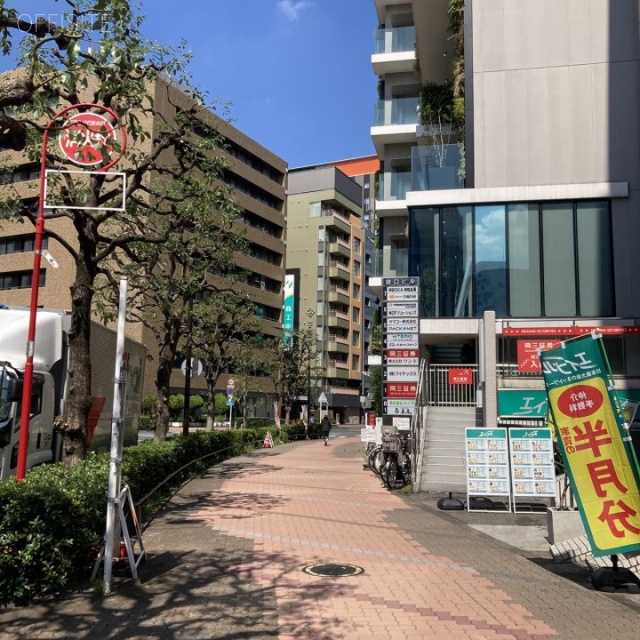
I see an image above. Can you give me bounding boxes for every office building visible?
[371,0,640,489]
[286,164,370,424]
[0,74,287,415]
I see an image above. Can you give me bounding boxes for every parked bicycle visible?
[377,431,412,490]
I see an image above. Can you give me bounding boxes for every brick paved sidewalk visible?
[1,437,640,639]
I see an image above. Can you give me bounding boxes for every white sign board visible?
[385,334,419,349]
[385,366,420,382]
[385,317,419,332]
[384,301,420,317]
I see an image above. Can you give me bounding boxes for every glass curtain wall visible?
[408,200,613,319]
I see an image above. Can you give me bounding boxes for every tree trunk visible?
[154,353,173,441]
[60,256,94,465]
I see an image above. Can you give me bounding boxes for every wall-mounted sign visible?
[504,326,640,336]
[517,340,561,372]
[384,334,419,349]
[448,368,473,385]
[383,399,415,415]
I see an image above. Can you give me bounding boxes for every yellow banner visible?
[548,375,640,555]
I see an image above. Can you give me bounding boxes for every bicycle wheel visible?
[383,456,402,489]
[368,446,384,475]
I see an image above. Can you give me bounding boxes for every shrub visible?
[137,414,152,431]
[0,428,268,607]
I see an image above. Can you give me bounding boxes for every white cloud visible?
[277,0,311,21]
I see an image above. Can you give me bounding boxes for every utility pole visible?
[182,298,193,437]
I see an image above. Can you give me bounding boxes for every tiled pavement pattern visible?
[2,436,640,639]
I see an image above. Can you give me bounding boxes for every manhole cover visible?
[303,563,364,577]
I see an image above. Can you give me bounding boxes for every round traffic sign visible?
[58,111,116,166]
[180,357,203,378]
[227,378,235,389]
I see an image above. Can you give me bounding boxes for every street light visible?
[16,103,126,481]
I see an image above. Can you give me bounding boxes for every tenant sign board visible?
[541,335,640,557]
[382,301,420,317]
[517,340,561,373]
[384,349,420,366]
[383,286,419,301]
[383,399,416,415]
[384,333,419,349]
[384,317,419,333]
[384,383,417,399]
[384,366,419,382]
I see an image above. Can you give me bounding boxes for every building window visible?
[353,284,360,298]
[352,238,361,253]
[0,234,48,255]
[353,261,361,277]
[352,354,360,369]
[0,270,46,290]
[309,201,321,218]
[409,199,613,319]
[352,331,360,346]
[352,307,360,323]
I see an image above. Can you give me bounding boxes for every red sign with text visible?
[384,383,417,399]
[517,340,561,372]
[505,326,640,336]
[448,368,473,385]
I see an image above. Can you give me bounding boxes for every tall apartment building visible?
[0,75,287,415]
[372,0,640,489]
[286,165,369,424]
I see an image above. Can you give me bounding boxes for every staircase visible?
[415,406,482,493]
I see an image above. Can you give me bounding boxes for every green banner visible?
[541,336,640,556]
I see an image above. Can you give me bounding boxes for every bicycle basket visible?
[382,434,400,452]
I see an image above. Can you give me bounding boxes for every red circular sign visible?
[58,112,116,166]
[556,384,603,418]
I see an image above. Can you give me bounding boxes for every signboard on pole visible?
[382,277,420,417]
[59,112,117,166]
[541,335,640,557]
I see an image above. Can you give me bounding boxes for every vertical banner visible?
[540,335,640,556]
[282,274,295,347]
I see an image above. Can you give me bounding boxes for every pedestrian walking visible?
[321,415,331,445]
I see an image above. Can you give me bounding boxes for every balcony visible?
[378,170,411,201]
[371,248,408,279]
[328,285,350,305]
[372,26,416,75]
[411,144,463,191]
[327,334,350,354]
[328,260,351,283]
[371,97,420,154]
[326,360,350,380]
[328,239,351,259]
[322,208,351,234]
[328,311,350,330]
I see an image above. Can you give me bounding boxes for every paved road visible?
[2,430,640,639]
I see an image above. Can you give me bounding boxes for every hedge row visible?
[0,425,288,607]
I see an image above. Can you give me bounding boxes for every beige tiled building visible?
[286,165,370,424]
[0,75,287,414]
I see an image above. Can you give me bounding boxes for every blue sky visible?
[8,1,378,168]
[139,0,378,167]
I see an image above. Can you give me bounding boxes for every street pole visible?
[16,103,126,481]
[182,298,193,436]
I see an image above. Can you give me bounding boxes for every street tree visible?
[190,290,262,431]
[0,0,238,462]
[269,329,320,432]
[98,149,247,441]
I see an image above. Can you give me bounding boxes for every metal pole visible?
[104,278,127,595]
[182,299,193,436]
[229,402,233,428]
[16,103,126,481]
